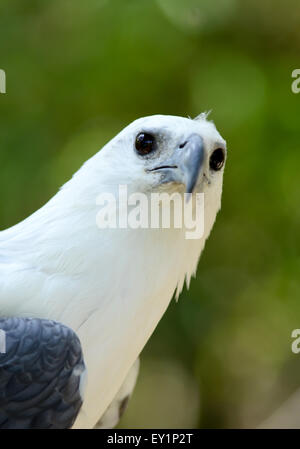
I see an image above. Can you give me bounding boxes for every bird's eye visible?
[209,148,225,171]
[135,133,156,156]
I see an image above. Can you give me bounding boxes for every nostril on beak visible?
[179,141,187,149]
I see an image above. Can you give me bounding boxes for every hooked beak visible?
[148,134,204,201]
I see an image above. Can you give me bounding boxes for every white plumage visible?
[0,114,226,428]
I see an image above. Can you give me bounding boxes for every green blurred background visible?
[0,0,300,428]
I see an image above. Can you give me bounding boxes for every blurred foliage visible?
[0,0,300,428]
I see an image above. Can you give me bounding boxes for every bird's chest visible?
[69,229,198,428]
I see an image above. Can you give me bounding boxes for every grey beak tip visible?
[183,134,204,196]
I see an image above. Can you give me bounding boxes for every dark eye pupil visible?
[210,148,225,171]
[135,133,155,155]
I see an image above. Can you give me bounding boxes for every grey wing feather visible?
[0,317,86,429]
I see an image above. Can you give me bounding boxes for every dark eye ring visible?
[209,148,225,171]
[135,132,156,156]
